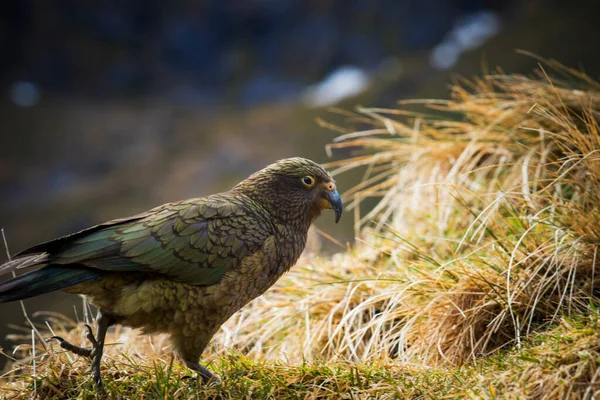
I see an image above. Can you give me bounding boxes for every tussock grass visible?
[222,61,600,369]
[474,311,600,399]
[3,60,600,399]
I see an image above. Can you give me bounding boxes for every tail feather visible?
[0,254,48,277]
[0,265,103,303]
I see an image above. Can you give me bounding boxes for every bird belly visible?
[70,244,285,347]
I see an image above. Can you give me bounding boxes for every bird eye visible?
[302,176,315,187]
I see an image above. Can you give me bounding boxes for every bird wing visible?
[0,213,152,277]
[15,194,274,286]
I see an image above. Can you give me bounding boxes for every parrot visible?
[0,157,342,391]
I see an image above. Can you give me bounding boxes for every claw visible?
[49,335,93,357]
[83,324,98,346]
[206,374,221,384]
[183,360,221,385]
[182,373,221,385]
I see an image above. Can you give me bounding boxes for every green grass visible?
[3,312,599,399]
[6,355,454,399]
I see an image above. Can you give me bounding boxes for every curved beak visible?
[325,189,343,223]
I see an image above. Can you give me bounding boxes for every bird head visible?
[233,157,342,225]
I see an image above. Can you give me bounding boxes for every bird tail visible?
[0,253,48,277]
[0,265,102,303]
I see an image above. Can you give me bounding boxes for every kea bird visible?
[0,157,342,390]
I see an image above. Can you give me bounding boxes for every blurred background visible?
[1,0,599,368]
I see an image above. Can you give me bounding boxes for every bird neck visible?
[232,183,314,229]
[231,185,311,276]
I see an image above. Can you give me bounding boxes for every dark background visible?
[1,0,599,368]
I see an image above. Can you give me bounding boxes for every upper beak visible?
[325,188,343,223]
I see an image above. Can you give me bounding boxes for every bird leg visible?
[89,314,111,390]
[184,359,221,384]
[50,312,114,391]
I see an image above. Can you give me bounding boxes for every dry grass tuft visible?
[216,61,600,371]
[478,312,600,399]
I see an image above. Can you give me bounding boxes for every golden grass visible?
[2,60,600,399]
[477,312,600,399]
[219,61,600,369]
[1,318,466,399]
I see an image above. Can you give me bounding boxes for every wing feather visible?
[7,194,274,286]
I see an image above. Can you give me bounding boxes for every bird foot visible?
[49,324,99,357]
[183,361,221,385]
[181,374,221,386]
[49,323,106,392]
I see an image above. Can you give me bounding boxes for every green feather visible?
[73,229,114,243]
[122,227,151,241]
[125,237,161,257]
[59,241,115,259]
[121,224,148,234]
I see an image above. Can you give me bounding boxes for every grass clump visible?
[2,323,466,399]
[475,311,600,399]
[223,60,600,370]
[2,59,600,399]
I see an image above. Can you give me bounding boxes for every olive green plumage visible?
[0,157,342,390]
